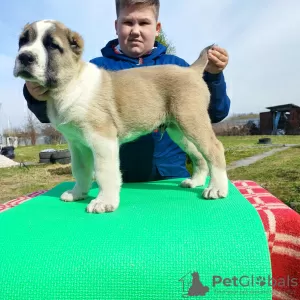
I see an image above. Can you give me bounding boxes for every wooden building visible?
[259,104,300,135]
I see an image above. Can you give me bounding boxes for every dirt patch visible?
[226,147,292,170]
[0,155,19,168]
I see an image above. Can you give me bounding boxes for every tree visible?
[3,127,29,146]
[41,125,63,144]
[24,112,39,145]
[155,29,176,54]
[3,128,16,138]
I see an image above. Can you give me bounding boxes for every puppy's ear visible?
[18,23,31,48]
[66,29,84,58]
[21,22,30,32]
[19,22,30,39]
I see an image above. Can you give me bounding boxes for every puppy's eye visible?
[44,36,62,51]
[19,32,29,48]
[49,41,60,50]
[47,40,59,50]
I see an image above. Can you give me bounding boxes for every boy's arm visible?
[22,57,107,123]
[203,71,231,123]
[174,57,231,123]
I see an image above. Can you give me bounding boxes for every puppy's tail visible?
[190,44,214,73]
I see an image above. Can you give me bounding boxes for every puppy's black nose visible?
[18,52,35,66]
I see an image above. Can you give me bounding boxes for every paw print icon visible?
[256,276,266,286]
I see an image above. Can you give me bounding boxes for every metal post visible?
[0,102,2,145]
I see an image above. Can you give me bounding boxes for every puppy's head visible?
[13,20,84,89]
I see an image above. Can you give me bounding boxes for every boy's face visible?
[115,4,161,58]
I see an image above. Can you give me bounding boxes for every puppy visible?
[14,20,229,213]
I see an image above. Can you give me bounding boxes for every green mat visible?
[0,178,272,299]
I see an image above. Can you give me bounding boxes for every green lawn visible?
[219,135,300,164]
[14,144,68,163]
[217,135,300,147]
[228,146,300,210]
[0,164,73,203]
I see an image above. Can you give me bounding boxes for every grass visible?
[14,144,68,163]
[224,145,278,165]
[1,136,300,212]
[0,164,73,203]
[218,135,300,165]
[0,143,72,203]
[217,135,300,147]
[227,146,300,209]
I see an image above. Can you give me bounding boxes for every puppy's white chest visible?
[46,98,85,143]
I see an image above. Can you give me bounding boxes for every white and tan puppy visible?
[14,20,229,213]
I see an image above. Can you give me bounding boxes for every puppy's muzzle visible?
[18,52,35,66]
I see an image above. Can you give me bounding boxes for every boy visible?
[23,0,231,183]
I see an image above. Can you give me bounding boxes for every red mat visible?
[1,181,299,300]
[233,180,300,300]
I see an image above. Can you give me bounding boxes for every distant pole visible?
[0,102,2,146]
[0,102,2,135]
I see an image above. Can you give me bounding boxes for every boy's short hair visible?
[115,0,160,20]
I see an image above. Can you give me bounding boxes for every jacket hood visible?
[100,38,167,64]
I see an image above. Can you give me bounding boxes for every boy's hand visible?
[205,46,229,74]
[25,81,50,101]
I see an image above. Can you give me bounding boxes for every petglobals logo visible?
[212,275,299,288]
[179,271,299,298]
[179,271,210,298]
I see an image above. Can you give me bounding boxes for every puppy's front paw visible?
[86,198,119,213]
[202,185,228,199]
[60,190,87,202]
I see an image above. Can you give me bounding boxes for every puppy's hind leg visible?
[60,141,94,202]
[175,113,228,199]
[166,124,209,188]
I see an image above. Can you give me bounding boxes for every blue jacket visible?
[24,39,230,182]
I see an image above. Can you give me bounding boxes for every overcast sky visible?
[0,0,299,131]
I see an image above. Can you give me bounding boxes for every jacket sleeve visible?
[23,84,50,123]
[173,56,231,123]
[203,71,231,123]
